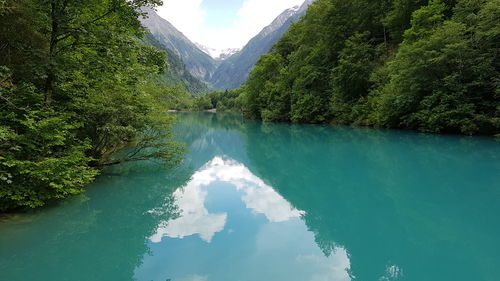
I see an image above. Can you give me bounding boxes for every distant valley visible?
[209,0,314,90]
[140,0,314,92]
[140,7,218,83]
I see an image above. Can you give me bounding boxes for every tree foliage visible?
[193,89,244,112]
[240,0,499,135]
[0,0,185,211]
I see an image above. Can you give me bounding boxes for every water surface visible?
[1,113,499,281]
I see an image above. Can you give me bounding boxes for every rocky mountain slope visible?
[208,0,314,90]
[140,1,314,91]
[195,43,240,61]
[143,34,209,95]
[140,8,218,82]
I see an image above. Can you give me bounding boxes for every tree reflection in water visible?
[0,113,498,281]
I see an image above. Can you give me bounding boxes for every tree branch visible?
[55,2,122,43]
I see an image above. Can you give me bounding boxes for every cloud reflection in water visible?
[141,156,352,281]
[150,157,304,243]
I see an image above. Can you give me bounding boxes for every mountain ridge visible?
[195,43,240,61]
[140,8,218,81]
[143,34,209,95]
[208,0,314,90]
[141,1,314,91]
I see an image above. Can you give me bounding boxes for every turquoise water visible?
[1,112,499,281]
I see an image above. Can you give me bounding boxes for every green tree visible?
[0,0,187,211]
[239,0,498,135]
[0,67,97,209]
[330,32,378,124]
[372,0,499,134]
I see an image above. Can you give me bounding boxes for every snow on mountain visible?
[195,43,241,61]
[209,0,315,90]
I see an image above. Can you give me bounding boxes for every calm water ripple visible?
[1,113,499,281]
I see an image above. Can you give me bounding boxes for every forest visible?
[1,0,498,211]
[237,0,499,135]
[0,0,188,211]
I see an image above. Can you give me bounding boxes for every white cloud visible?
[149,156,304,243]
[157,0,206,42]
[149,184,227,243]
[296,250,352,281]
[157,0,305,50]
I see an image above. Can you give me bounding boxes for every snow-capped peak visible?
[195,43,240,61]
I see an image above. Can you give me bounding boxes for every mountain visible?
[140,8,218,82]
[143,34,209,95]
[216,48,240,61]
[209,0,314,90]
[140,1,314,91]
[195,44,240,61]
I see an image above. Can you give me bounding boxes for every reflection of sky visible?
[136,157,351,281]
[150,157,304,243]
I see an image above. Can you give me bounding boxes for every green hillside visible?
[143,34,209,96]
[241,0,499,135]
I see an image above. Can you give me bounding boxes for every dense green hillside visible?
[241,0,499,135]
[143,34,209,96]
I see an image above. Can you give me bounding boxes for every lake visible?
[0,112,499,281]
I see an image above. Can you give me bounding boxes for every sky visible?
[156,0,305,51]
